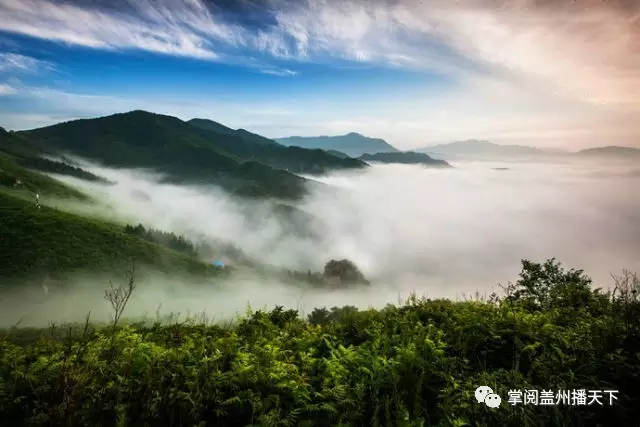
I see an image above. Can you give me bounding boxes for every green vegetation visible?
[17,156,109,183]
[17,111,366,200]
[323,258,370,285]
[326,149,351,159]
[0,193,212,280]
[0,260,638,426]
[359,151,451,167]
[124,224,199,258]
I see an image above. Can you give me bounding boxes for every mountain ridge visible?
[276,133,399,157]
[576,146,640,157]
[416,139,551,159]
[14,110,365,200]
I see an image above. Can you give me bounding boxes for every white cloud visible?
[6,159,636,326]
[258,68,298,76]
[0,0,225,59]
[0,83,16,95]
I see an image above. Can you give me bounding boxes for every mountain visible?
[276,132,399,157]
[17,111,365,200]
[188,118,279,146]
[359,151,451,167]
[187,118,367,174]
[417,139,551,160]
[187,118,237,136]
[576,146,640,158]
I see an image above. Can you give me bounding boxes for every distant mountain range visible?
[275,133,639,164]
[416,139,552,159]
[2,111,367,200]
[416,139,640,160]
[359,151,451,167]
[575,146,640,158]
[276,133,399,157]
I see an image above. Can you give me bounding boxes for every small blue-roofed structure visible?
[212,260,225,268]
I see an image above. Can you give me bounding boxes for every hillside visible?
[0,130,92,202]
[1,127,105,190]
[0,192,213,280]
[326,149,351,159]
[17,111,365,200]
[359,151,451,167]
[417,139,552,160]
[277,132,399,157]
[576,146,640,158]
[18,111,307,199]
[188,118,278,146]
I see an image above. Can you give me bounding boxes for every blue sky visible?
[0,0,638,149]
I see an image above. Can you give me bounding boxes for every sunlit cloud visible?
[0,82,16,95]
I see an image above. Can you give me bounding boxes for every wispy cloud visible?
[258,67,298,76]
[0,52,55,74]
[1,0,637,106]
[0,0,224,59]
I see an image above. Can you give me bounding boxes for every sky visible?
[0,0,638,150]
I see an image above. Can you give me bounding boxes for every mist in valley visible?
[2,156,639,327]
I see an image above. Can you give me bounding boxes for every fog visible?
[2,156,639,327]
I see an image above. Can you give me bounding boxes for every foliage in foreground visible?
[1,260,639,426]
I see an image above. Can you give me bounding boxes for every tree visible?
[323,259,369,285]
[104,261,136,332]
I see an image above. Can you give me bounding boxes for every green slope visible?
[0,127,106,197]
[17,111,365,200]
[0,192,212,280]
[0,152,89,202]
[19,111,306,199]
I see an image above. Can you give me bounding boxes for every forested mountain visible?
[15,111,365,200]
[188,118,278,146]
[277,132,399,157]
[187,118,367,174]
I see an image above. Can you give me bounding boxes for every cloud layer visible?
[3,158,640,326]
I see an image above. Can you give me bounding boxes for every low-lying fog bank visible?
[2,156,638,327]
